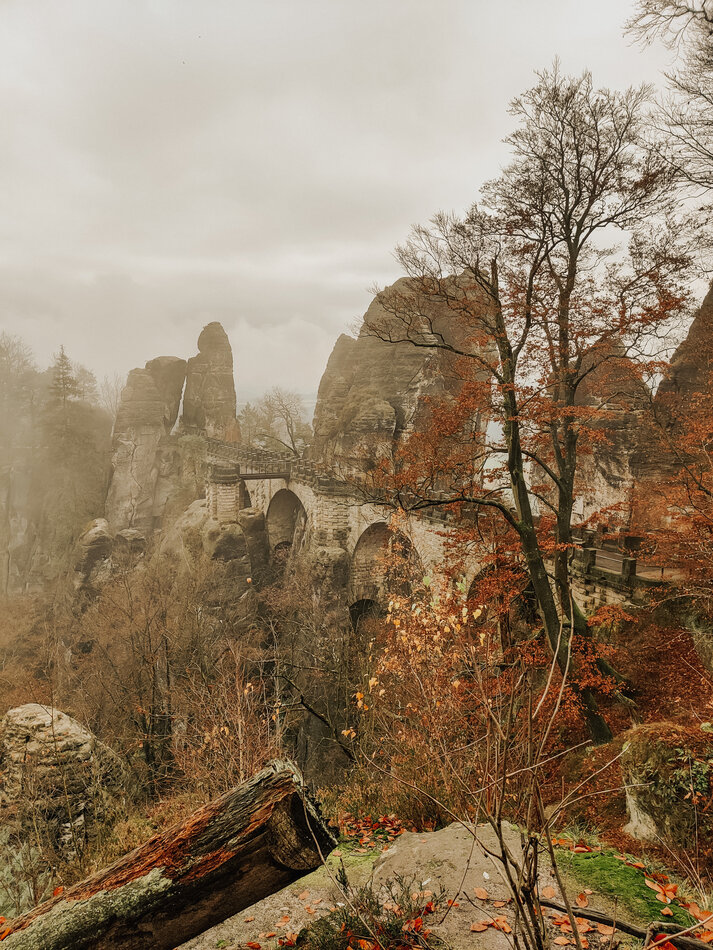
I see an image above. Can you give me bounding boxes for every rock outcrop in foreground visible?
[0,704,125,914]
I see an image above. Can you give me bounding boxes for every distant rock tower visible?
[182,322,238,440]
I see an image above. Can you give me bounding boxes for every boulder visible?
[237,507,270,582]
[159,501,257,625]
[182,322,238,438]
[0,705,125,862]
[621,722,713,846]
[73,518,114,588]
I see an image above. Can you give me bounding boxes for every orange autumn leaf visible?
[492,916,512,934]
[277,916,291,926]
[596,924,615,937]
[492,901,508,908]
[246,944,262,949]
[473,887,489,901]
[298,891,309,900]
[576,893,589,908]
[553,938,571,946]
[470,922,489,932]
[541,886,556,899]
[245,917,256,922]
[661,907,673,917]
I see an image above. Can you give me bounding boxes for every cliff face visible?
[104,321,238,538]
[182,322,237,438]
[311,279,488,473]
[572,344,651,523]
[657,281,713,408]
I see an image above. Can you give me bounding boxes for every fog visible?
[0,0,671,400]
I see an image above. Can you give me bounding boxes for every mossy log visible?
[1,760,335,950]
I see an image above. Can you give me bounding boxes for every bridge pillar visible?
[207,464,241,524]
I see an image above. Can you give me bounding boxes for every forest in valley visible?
[5,1,713,949]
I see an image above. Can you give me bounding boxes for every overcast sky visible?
[0,0,674,402]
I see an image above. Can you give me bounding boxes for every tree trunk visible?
[1,760,336,950]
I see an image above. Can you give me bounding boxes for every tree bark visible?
[1,759,336,950]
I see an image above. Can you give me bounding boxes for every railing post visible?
[622,556,637,582]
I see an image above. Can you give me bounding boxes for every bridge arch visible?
[348,521,422,611]
[266,488,308,554]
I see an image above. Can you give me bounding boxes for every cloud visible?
[0,0,671,400]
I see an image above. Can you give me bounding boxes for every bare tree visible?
[631,1,713,193]
[99,373,124,422]
[239,387,312,456]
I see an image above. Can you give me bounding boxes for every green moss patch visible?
[560,851,693,928]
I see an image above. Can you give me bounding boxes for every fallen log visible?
[1,759,336,950]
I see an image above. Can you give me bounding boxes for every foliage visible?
[295,877,445,950]
[365,65,691,741]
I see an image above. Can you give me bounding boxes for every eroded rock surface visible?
[311,280,484,474]
[182,322,238,438]
[658,281,713,408]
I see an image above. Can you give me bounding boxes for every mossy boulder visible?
[621,721,713,845]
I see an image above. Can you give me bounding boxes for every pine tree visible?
[49,346,80,410]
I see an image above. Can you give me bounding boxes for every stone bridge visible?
[203,440,663,617]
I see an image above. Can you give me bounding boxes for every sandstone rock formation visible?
[182,322,238,438]
[311,280,479,474]
[572,343,651,523]
[158,499,266,624]
[657,280,713,407]
[105,367,169,532]
[0,704,125,874]
[621,721,712,847]
[105,323,238,539]
[145,355,188,431]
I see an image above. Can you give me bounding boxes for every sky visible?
[0,0,675,403]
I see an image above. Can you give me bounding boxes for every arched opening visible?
[348,522,422,608]
[467,564,537,651]
[349,598,382,633]
[266,489,307,553]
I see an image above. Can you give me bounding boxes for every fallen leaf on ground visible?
[473,887,488,901]
[492,901,508,908]
[245,917,255,923]
[541,886,556,899]
[576,893,589,909]
[596,924,615,936]
[553,937,571,946]
[298,891,309,901]
[470,922,489,932]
